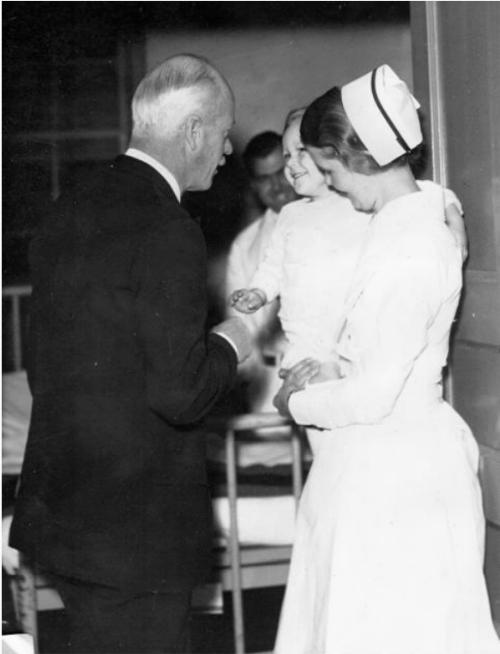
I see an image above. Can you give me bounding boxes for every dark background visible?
[2,1,410,286]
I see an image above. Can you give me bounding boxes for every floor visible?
[3,585,285,654]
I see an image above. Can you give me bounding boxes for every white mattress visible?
[2,371,32,475]
[212,494,296,546]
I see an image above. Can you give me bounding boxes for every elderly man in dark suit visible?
[10,54,252,653]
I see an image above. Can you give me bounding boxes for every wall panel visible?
[145,26,411,150]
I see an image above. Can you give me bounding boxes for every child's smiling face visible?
[282,118,329,199]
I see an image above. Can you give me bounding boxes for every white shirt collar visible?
[125,148,181,202]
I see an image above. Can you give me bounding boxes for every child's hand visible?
[453,229,468,262]
[309,359,343,384]
[445,204,468,262]
[229,288,267,314]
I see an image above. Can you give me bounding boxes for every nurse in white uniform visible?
[273,65,500,654]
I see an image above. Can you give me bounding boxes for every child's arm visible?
[445,203,468,261]
[418,180,468,261]
[227,210,289,314]
[229,287,267,314]
[249,213,288,302]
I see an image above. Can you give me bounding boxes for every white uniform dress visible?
[274,190,500,654]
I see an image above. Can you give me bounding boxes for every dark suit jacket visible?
[10,155,238,591]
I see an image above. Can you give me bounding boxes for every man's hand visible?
[229,288,267,314]
[211,317,253,363]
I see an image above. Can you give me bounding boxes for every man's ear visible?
[184,114,203,152]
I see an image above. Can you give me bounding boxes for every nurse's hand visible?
[273,358,321,417]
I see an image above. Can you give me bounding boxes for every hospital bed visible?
[2,285,308,654]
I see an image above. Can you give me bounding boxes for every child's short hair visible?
[283,107,306,130]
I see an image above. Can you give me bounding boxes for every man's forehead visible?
[252,148,285,178]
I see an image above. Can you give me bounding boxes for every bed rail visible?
[207,412,305,654]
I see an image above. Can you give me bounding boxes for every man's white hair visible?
[131,54,230,138]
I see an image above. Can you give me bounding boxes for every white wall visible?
[146,25,412,151]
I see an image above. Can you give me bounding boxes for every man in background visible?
[225,131,297,412]
[10,54,251,653]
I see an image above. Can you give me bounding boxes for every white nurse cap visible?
[341,64,422,166]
